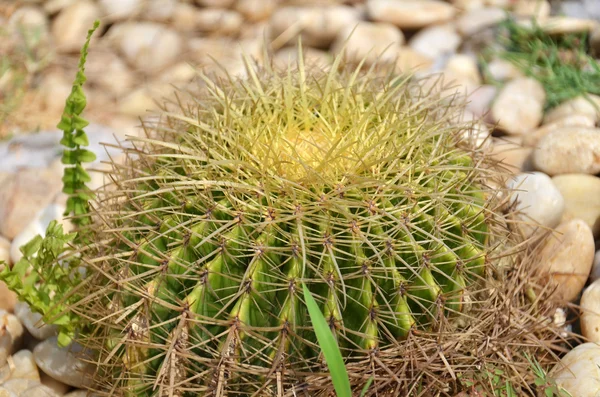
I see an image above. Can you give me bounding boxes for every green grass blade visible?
[360,376,374,397]
[302,283,352,397]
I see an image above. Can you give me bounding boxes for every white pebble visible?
[14,302,57,341]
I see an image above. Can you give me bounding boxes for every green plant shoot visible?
[303,283,352,397]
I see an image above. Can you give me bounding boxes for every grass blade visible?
[302,283,352,397]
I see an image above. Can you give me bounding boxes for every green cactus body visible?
[83,59,506,396]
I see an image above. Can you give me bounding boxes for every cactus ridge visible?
[83,59,507,395]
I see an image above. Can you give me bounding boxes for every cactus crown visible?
[74,53,509,396]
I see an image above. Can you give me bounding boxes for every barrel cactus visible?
[52,48,515,396]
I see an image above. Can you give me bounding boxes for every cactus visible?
[69,51,512,396]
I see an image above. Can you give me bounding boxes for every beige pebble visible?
[550,343,600,395]
[395,47,433,73]
[581,279,600,342]
[367,0,456,30]
[543,95,600,124]
[492,78,545,135]
[332,21,404,66]
[0,350,40,382]
[408,24,461,59]
[536,219,594,302]
[522,114,596,148]
[533,127,600,175]
[540,16,599,35]
[235,0,277,22]
[552,174,600,237]
[513,0,550,22]
[195,8,244,35]
[270,6,360,49]
[506,171,564,237]
[51,0,100,53]
[456,7,506,36]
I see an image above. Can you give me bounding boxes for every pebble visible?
[491,78,546,135]
[513,0,551,21]
[98,0,141,21]
[195,8,244,35]
[552,174,600,237]
[39,73,72,115]
[14,302,57,342]
[450,0,484,10]
[171,3,198,32]
[395,47,434,73]
[408,24,461,59]
[466,84,497,120]
[7,6,49,41]
[332,22,404,66]
[550,343,600,395]
[0,387,16,397]
[540,16,599,35]
[1,379,39,396]
[591,25,600,57]
[236,0,277,22]
[110,22,183,75]
[536,219,594,302]
[0,350,39,382]
[85,48,134,98]
[51,0,100,53]
[0,310,24,366]
[490,137,534,175]
[195,0,236,7]
[0,169,62,241]
[269,6,360,49]
[456,7,507,36]
[273,47,332,71]
[144,0,176,22]
[506,172,564,237]
[367,0,456,30]
[522,114,596,148]
[485,58,524,82]
[533,127,600,175]
[40,371,71,395]
[21,384,61,397]
[543,95,600,124]
[0,237,9,266]
[33,337,94,388]
[580,278,600,342]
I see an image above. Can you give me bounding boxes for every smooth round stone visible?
[85,48,134,98]
[533,127,600,175]
[0,236,9,265]
[581,279,600,342]
[522,114,596,148]
[1,379,39,396]
[171,3,197,32]
[485,58,524,82]
[0,169,62,240]
[0,387,16,397]
[543,95,600,124]
[332,22,404,66]
[98,0,141,21]
[110,22,183,74]
[540,16,599,35]
[40,371,70,395]
[21,384,61,397]
[450,0,484,10]
[466,85,497,120]
[408,24,461,59]
[550,343,600,395]
[367,0,456,30]
[0,281,16,314]
[591,25,600,57]
[195,0,235,6]
[34,338,94,388]
[536,219,594,302]
[235,0,277,21]
[195,8,244,35]
[7,6,49,37]
[394,47,433,73]
[269,6,360,49]
[273,47,332,71]
[506,172,564,237]
[14,302,57,341]
[456,7,506,36]
[552,174,600,237]
[51,0,100,53]
[444,54,481,85]
[0,310,24,365]
[144,0,176,22]
[513,0,550,21]
[44,0,77,14]
[0,350,39,382]
[492,78,545,135]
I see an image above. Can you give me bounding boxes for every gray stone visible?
[33,338,94,388]
[14,302,57,341]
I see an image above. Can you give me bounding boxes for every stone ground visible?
[1,0,600,396]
